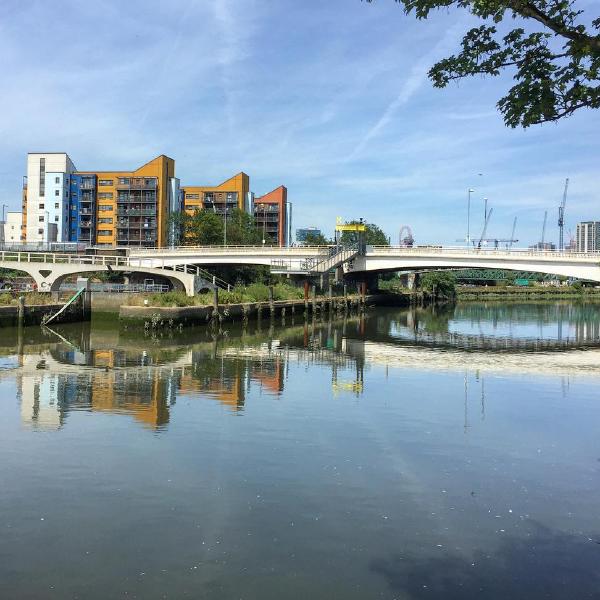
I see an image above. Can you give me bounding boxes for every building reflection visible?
[16,344,289,430]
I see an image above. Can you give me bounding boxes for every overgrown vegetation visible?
[129,282,305,307]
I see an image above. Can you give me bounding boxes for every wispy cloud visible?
[346,18,468,161]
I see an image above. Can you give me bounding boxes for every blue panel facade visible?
[69,174,97,244]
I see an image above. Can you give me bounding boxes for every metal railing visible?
[368,246,600,260]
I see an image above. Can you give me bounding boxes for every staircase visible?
[271,246,358,275]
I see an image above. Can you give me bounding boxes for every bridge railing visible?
[0,250,132,267]
[368,246,600,259]
[127,245,332,255]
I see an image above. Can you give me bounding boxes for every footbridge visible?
[1,246,599,296]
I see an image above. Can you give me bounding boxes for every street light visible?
[467,188,474,246]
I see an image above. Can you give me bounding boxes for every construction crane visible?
[558,178,569,251]
[509,217,517,249]
[477,207,493,248]
[541,210,548,246]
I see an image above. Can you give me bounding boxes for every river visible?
[1,301,600,599]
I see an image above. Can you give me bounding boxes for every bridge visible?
[0,246,599,295]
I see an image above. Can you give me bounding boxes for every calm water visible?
[2,302,600,599]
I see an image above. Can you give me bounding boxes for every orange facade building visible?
[253,186,288,247]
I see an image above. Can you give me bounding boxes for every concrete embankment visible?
[0,293,91,327]
[119,293,410,330]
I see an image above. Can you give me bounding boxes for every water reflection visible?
[3,302,600,599]
[6,301,600,432]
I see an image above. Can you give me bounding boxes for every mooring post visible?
[268,285,274,315]
[304,280,309,313]
[17,295,25,327]
[213,287,219,318]
[312,284,317,314]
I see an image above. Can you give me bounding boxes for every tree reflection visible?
[370,522,600,599]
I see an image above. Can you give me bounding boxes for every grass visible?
[128,282,305,308]
[0,292,72,306]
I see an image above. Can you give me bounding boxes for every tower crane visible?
[558,178,569,251]
[541,210,548,246]
[509,217,517,249]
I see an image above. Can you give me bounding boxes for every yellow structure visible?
[335,217,366,232]
[182,172,249,216]
[78,155,176,247]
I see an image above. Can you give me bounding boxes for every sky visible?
[0,0,598,246]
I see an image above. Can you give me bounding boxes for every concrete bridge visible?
[1,246,599,296]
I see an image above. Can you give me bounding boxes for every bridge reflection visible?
[7,301,600,431]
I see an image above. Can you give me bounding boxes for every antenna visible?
[558,178,569,251]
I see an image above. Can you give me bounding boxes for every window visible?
[98,205,113,211]
[98,192,113,199]
[55,189,60,196]
[118,177,130,185]
[39,203,45,209]
[186,193,199,199]
[55,203,59,208]
[38,228,44,235]
[54,216,59,222]
[98,218,113,224]
[39,216,44,222]
[98,179,113,186]
[97,230,111,237]
[39,158,45,197]
[55,177,60,184]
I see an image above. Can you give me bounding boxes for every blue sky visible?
[0,0,598,245]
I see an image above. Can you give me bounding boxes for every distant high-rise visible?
[296,227,322,244]
[576,221,600,253]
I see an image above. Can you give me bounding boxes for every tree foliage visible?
[364,1,600,127]
[419,270,457,297]
[303,231,331,245]
[170,208,264,246]
[340,221,390,246]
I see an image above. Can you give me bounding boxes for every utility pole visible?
[467,188,474,245]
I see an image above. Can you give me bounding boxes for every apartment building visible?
[23,153,76,243]
[576,221,600,253]
[182,172,250,217]
[22,153,180,248]
[4,212,23,243]
[253,186,290,247]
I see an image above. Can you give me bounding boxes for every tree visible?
[303,231,331,245]
[224,208,264,245]
[340,221,390,246]
[364,1,600,127]
[170,209,224,246]
[419,271,457,297]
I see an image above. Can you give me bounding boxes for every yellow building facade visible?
[77,155,176,248]
[182,172,249,216]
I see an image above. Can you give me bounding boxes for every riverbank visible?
[457,285,600,301]
[119,292,411,330]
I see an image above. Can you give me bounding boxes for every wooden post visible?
[212,287,219,318]
[268,285,274,315]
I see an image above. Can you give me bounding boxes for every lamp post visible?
[467,188,474,246]
[262,203,266,245]
[223,201,227,247]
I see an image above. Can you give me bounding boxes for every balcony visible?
[116,178,157,190]
[80,181,95,190]
[117,209,156,217]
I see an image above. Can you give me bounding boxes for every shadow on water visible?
[370,521,600,599]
